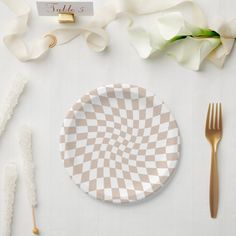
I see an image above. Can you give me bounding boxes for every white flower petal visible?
[129,12,198,59]
[166,37,221,70]
[128,11,223,70]
[128,27,154,58]
[157,12,192,40]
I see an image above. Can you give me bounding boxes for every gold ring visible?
[44,34,57,48]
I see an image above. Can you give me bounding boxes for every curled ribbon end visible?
[44,34,57,48]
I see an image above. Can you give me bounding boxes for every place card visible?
[36,1,94,16]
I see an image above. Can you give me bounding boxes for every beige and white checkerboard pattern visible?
[60,84,180,203]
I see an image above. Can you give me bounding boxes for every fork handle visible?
[210,148,219,218]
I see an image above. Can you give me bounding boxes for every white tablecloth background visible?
[0,0,236,235]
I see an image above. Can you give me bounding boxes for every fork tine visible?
[219,103,222,130]
[215,103,219,130]
[210,103,215,130]
[205,103,211,131]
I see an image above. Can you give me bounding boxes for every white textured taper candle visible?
[19,126,39,234]
[1,163,18,236]
[0,74,28,138]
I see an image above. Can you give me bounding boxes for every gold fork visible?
[205,103,223,218]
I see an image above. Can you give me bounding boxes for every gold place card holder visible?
[58,13,75,23]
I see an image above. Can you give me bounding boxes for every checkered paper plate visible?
[60,84,180,203]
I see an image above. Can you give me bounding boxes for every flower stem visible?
[167,28,220,46]
[193,28,220,38]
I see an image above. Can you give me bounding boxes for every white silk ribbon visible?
[208,19,236,67]
[1,0,235,70]
[1,0,112,61]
